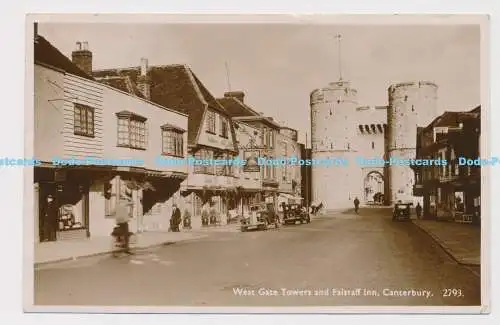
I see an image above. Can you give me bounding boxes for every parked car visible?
[392,202,413,221]
[282,203,310,225]
[240,203,279,232]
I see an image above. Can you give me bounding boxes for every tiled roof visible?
[233,115,282,129]
[425,107,480,130]
[95,76,144,98]
[217,96,260,118]
[94,64,238,152]
[34,35,94,81]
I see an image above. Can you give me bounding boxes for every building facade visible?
[412,106,481,224]
[276,127,302,208]
[233,120,263,217]
[219,91,284,212]
[232,115,281,210]
[34,35,188,242]
[309,79,438,210]
[93,61,239,229]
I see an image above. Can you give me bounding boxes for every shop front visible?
[35,166,91,242]
[238,189,261,218]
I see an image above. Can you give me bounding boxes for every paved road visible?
[33,208,481,307]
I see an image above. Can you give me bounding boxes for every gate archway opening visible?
[364,171,384,204]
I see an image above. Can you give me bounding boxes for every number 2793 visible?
[442,289,464,298]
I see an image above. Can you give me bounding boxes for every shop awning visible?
[279,193,303,203]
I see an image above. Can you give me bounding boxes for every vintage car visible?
[240,203,279,232]
[282,203,311,225]
[392,202,413,221]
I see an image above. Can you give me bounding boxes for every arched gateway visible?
[362,169,384,204]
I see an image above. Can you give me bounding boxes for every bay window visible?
[194,149,214,174]
[220,116,229,138]
[206,110,216,134]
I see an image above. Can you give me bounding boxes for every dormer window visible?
[116,111,147,150]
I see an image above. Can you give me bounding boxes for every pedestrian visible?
[281,202,287,221]
[209,203,217,225]
[354,197,360,214]
[183,208,192,229]
[415,202,422,219]
[170,204,181,232]
[201,202,209,226]
[114,199,133,254]
[42,194,58,242]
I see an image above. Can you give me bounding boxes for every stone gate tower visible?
[310,80,363,209]
[385,81,438,204]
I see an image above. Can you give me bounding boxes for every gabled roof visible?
[94,64,238,152]
[233,115,282,129]
[217,96,260,118]
[34,35,94,81]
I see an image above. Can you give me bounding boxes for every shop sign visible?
[243,151,260,172]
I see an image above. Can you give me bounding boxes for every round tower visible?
[385,81,438,205]
[310,80,363,210]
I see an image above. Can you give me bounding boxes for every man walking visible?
[170,203,181,232]
[415,202,422,219]
[354,197,360,214]
[114,199,133,254]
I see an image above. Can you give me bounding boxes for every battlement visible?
[388,81,438,92]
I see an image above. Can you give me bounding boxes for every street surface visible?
[34,208,481,307]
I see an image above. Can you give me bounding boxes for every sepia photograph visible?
[24,14,488,313]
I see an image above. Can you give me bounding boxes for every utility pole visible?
[335,34,343,81]
[224,61,232,92]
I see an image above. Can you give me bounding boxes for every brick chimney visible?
[224,91,245,103]
[71,41,92,76]
[137,58,151,100]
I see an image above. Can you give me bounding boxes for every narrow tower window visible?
[371,141,375,149]
[412,105,415,112]
[404,95,408,102]
[347,143,350,150]
[330,143,333,149]
[329,109,332,116]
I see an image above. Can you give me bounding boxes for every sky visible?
[37,22,480,145]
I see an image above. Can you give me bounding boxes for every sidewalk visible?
[412,219,481,266]
[193,223,241,233]
[34,231,208,266]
